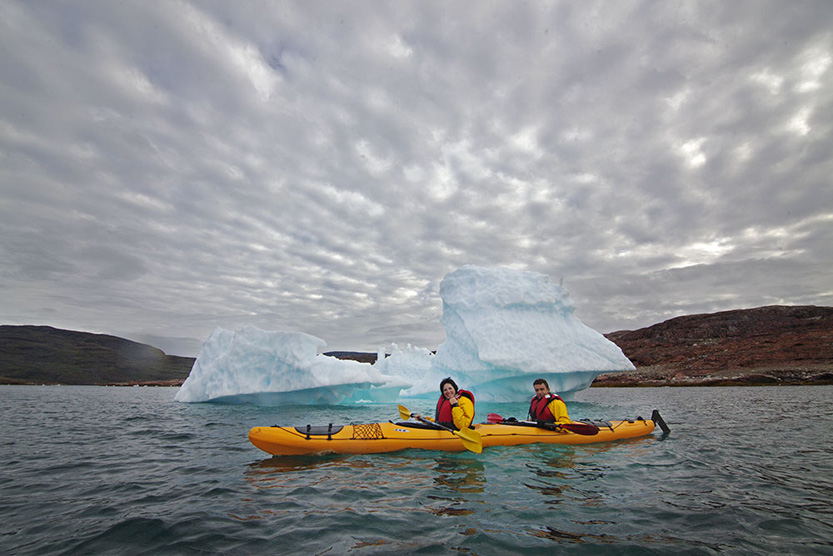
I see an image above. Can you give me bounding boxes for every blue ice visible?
[175,266,634,404]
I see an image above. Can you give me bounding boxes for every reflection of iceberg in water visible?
[176,266,634,404]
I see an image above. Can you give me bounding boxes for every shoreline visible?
[4,373,833,388]
[592,368,833,388]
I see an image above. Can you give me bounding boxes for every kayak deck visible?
[248,414,663,456]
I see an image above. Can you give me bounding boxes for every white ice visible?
[404,265,635,400]
[175,265,634,404]
[174,327,405,404]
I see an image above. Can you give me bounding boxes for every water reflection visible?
[243,453,423,490]
[522,446,582,505]
[427,456,486,517]
[247,454,350,473]
[240,454,439,527]
[522,438,681,546]
[432,456,485,494]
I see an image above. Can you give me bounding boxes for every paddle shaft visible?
[486,412,599,436]
[414,414,454,433]
[398,404,482,453]
[399,404,467,435]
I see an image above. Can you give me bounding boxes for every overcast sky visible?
[1,1,831,357]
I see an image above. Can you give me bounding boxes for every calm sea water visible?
[2,385,832,555]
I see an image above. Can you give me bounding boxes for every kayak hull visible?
[248,418,657,456]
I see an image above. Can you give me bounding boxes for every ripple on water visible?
[2,385,833,555]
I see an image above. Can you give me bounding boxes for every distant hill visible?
[598,305,833,386]
[322,351,377,364]
[3,305,832,386]
[0,325,194,385]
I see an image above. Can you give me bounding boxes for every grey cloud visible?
[1,0,831,356]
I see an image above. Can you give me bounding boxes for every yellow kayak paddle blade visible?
[397,404,411,420]
[397,404,482,454]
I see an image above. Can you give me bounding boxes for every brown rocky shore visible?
[594,305,833,387]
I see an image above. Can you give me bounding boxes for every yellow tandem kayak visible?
[248,411,668,456]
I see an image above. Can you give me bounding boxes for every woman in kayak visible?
[528,378,570,424]
[415,377,475,430]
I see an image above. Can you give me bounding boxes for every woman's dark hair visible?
[439,377,459,395]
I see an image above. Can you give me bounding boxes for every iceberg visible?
[369,342,435,401]
[405,265,635,400]
[175,266,634,404]
[174,327,405,404]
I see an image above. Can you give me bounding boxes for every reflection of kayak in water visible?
[248,410,669,456]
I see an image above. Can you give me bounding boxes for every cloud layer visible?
[2,1,831,355]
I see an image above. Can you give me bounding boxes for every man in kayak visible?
[414,377,475,430]
[528,378,570,424]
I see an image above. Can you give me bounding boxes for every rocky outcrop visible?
[596,305,833,386]
[0,325,194,385]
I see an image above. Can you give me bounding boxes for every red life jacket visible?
[435,389,475,428]
[529,394,561,422]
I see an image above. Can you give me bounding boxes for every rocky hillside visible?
[0,325,193,385]
[596,305,833,386]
